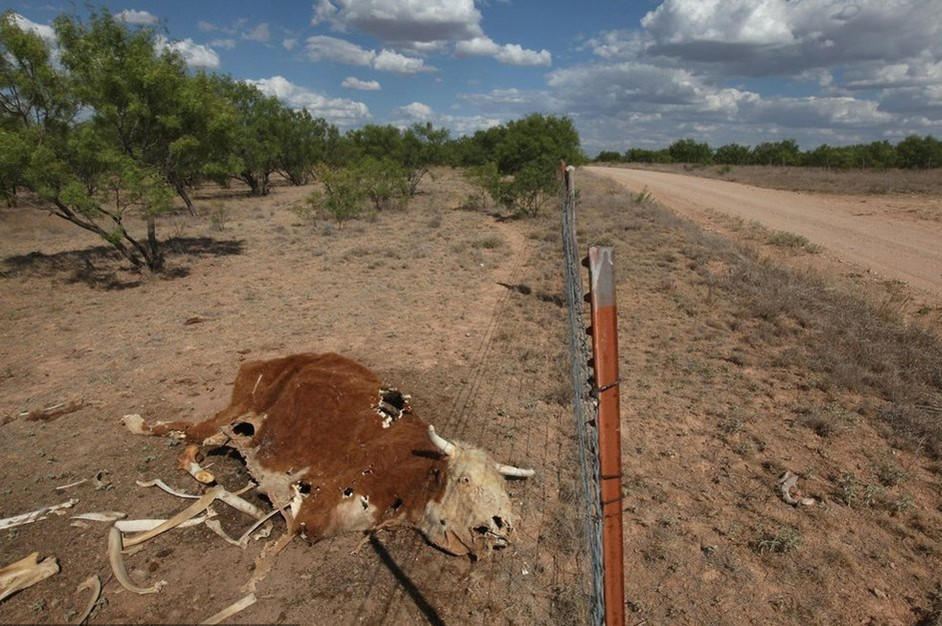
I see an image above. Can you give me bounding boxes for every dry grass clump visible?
[579,169,942,458]
[723,256,942,453]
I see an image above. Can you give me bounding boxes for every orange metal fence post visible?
[588,246,625,626]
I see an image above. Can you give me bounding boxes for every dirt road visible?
[587,166,942,295]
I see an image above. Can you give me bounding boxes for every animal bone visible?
[71,512,127,522]
[0,498,78,531]
[178,444,215,484]
[56,478,89,491]
[200,592,257,625]
[114,516,211,533]
[122,414,150,435]
[74,575,101,624]
[215,489,266,520]
[107,527,166,595]
[123,486,225,547]
[93,470,112,491]
[0,552,59,602]
[778,471,816,507]
[135,478,200,499]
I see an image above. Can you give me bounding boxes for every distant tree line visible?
[1,8,583,271]
[595,136,942,170]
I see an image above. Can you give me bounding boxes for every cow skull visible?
[421,426,533,557]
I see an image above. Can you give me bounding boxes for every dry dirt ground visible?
[587,166,942,297]
[2,167,942,625]
[0,171,590,624]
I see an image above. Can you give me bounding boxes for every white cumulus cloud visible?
[306,35,376,66]
[156,36,220,69]
[305,36,433,73]
[244,75,370,126]
[455,36,550,66]
[243,22,271,43]
[342,76,381,90]
[312,0,483,44]
[373,48,435,73]
[638,0,942,77]
[8,13,55,43]
[399,101,433,119]
[117,9,159,25]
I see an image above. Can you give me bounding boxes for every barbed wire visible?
[561,167,605,625]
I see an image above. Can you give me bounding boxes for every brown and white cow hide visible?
[123,353,533,558]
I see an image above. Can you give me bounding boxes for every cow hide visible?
[125,353,532,558]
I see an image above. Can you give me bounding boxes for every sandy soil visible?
[0,172,591,624]
[2,167,942,625]
[587,166,942,297]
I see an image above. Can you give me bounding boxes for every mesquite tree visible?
[1,9,219,271]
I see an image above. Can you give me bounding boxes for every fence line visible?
[561,165,605,625]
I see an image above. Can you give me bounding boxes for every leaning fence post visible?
[588,246,626,626]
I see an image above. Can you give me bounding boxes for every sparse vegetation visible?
[753,526,803,554]
[767,230,822,253]
[634,186,654,204]
[307,165,366,226]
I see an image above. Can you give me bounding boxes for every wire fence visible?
[561,166,605,625]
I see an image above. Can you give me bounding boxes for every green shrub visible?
[356,157,409,212]
[309,164,366,225]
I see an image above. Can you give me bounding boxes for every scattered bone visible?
[251,520,273,541]
[204,505,277,549]
[123,486,225,548]
[70,520,90,529]
[241,531,295,593]
[778,471,816,507]
[74,575,101,624]
[215,489,266,520]
[93,470,112,491]
[205,519,242,547]
[178,444,216,484]
[18,398,87,422]
[200,592,257,625]
[0,498,78,531]
[71,512,127,522]
[56,478,89,491]
[0,552,59,602]
[135,478,200,499]
[114,515,211,534]
[108,527,166,595]
[121,414,150,435]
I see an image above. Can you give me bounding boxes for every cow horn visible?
[495,463,535,478]
[428,425,455,456]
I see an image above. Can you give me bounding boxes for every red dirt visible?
[0,172,589,624]
[3,168,942,625]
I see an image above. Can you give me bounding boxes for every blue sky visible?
[9,1,942,155]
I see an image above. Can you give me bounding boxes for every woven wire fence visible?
[561,166,605,625]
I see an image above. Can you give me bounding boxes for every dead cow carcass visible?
[124,353,533,557]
